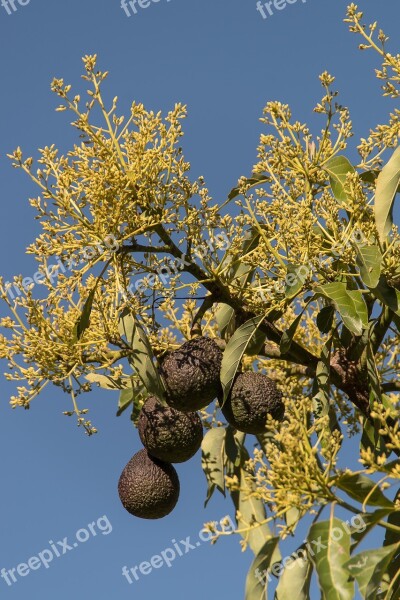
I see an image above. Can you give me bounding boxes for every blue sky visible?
[0,1,399,598]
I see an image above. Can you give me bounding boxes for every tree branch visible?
[371,306,394,354]
[382,381,400,393]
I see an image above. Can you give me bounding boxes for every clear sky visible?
[0,1,399,599]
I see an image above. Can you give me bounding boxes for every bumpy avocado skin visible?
[118,449,180,519]
[160,337,222,412]
[138,396,203,463]
[221,372,285,434]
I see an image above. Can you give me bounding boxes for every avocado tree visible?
[1,4,400,598]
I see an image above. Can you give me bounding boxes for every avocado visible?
[138,396,203,463]
[118,449,180,519]
[221,372,284,434]
[160,336,222,412]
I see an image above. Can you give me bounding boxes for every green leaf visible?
[346,290,369,328]
[308,517,354,600]
[360,418,387,460]
[224,426,245,468]
[216,228,261,340]
[117,385,145,419]
[315,282,364,335]
[365,326,382,404]
[372,276,400,313]
[285,264,309,299]
[381,489,400,595]
[237,465,276,556]
[284,506,301,532]
[360,170,379,185]
[86,373,133,390]
[221,315,266,403]
[375,146,400,243]
[245,329,267,356]
[350,508,394,551]
[118,309,166,401]
[245,537,279,600]
[324,156,356,205]
[384,491,400,548]
[216,303,236,340]
[256,430,279,457]
[280,297,314,354]
[225,433,278,558]
[201,427,226,506]
[72,288,96,341]
[275,551,312,600]
[344,543,400,599]
[117,388,135,416]
[280,312,304,354]
[356,245,383,289]
[336,472,394,508]
[316,305,335,334]
[228,174,269,202]
[312,334,333,419]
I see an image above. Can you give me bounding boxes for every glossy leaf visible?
[312,334,333,419]
[280,311,304,354]
[280,296,314,354]
[336,472,394,508]
[350,508,393,551]
[365,327,382,404]
[228,174,269,201]
[372,276,399,313]
[316,305,335,334]
[346,290,369,328]
[360,418,387,461]
[86,373,133,390]
[238,465,275,555]
[118,309,166,401]
[315,282,364,335]
[375,146,400,243]
[221,315,266,403]
[382,490,400,595]
[216,229,261,339]
[215,303,236,340]
[245,329,267,356]
[324,156,355,205]
[285,264,309,299]
[72,288,96,341]
[308,517,354,600]
[201,427,226,506]
[344,543,400,599]
[356,245,382,288]
[245,537,279,600]
[275,550,312,600]
[117,384,145,418]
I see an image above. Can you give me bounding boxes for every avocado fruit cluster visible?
[119,337,222,519]
[118,335,285,520]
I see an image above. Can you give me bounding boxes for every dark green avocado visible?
[160,337,222,412]
[221,372,285,434]
[138,396,203,463]
[118,449,180,519]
